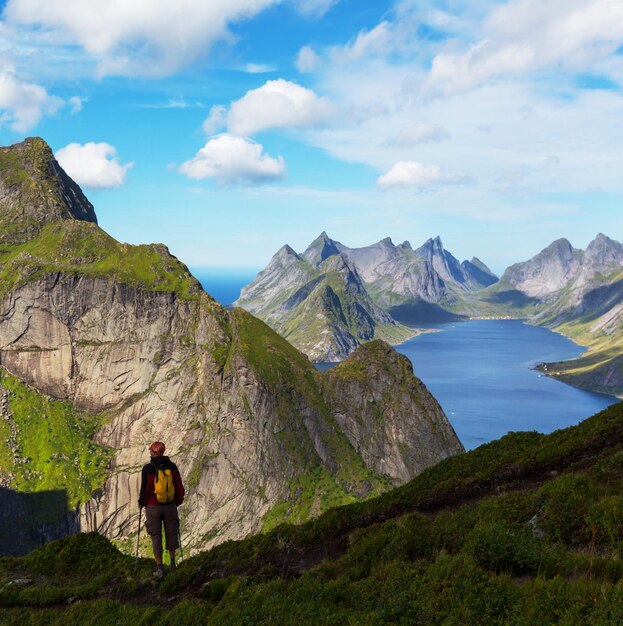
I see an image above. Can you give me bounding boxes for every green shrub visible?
[23,532,125,578]
[587,496,623,550]
[538,475,598,546]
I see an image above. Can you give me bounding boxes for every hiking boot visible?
[169,560,176,572]
[154,565,164,580]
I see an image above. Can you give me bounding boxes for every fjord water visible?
[397,320,617,450]
[197,274,618,452]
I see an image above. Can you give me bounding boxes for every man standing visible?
[138,441,185,579]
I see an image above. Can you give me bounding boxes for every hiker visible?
[138,441,185,578]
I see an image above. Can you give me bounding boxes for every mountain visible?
[337,235,498,316]
[484,234,623,395]
[0,138,463,556]
[3,400,623,622]
[0,139,97,245]
[496,238,584,299]
[237,234,415,361]
[302,230,341,267]
[237,233,498,361]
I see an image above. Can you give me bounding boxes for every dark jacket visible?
[138,455,185,508]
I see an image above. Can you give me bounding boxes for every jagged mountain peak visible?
[583,233,623,274]
[541,237,576,257]
[590,232,616,245]
[275,243,302,261]
[467,257,496,276]
[303,231,341,267]
[460,257,498,288]
[0,137,97,244]
[417,236,445,254]
[586,232,622,252]
[399,240,413,251]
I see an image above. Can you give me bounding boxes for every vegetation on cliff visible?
[232,310,394,527]
[2,401,623,623]
[0,371,112,512]
[0,137,97,246]
[0,220,202,300]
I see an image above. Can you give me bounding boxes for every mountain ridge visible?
[237,232,498,360]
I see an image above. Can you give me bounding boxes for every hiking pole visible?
[178,525,184,562]
[135,507,142,572]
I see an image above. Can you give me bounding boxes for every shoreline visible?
[408,316,621,401]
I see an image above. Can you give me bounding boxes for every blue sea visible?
[192,267,259,306]
[194,272,619,451]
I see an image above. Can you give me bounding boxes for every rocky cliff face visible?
[321,341,463,483]
[0,137,464,555]
[498,239,584,299]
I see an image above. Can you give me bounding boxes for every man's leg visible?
[163,503,180,569]
[145,505,165,577]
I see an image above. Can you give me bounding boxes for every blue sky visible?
[0,0,622,275]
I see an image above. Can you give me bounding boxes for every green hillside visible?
[2,401,623,624]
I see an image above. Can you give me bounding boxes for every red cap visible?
[149,441,165,457]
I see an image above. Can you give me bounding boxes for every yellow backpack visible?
[153,465,175,504]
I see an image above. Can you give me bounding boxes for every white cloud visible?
[202,104,227,134]
[67,95,83,113]
[2,0,327,78]
[293,0,338,18]
[296,46,321,73]
[55,142,133,189]
[179,134,286,185]
[425,0,623,95]
[138,98,205,110]
[385,123,451,147]
[213,79,333,136]
[336,21,395,62]
[0,68,62,131]
[242,62,276,74]
[377,161,471,191]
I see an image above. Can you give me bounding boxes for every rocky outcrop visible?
[0,137,465,554]
[321,341,464,483]
[0,137,96,245]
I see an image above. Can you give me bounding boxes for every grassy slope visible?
[231,309,392,530]
[2,401,623,624]
[531,268,623,397]
[0,371,112,517]
[0,220,201,300]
